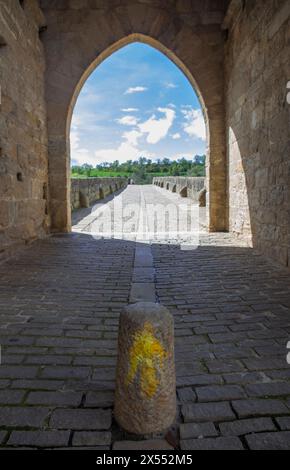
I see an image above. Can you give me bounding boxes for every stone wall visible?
[71,177,127,211]
[225,0,290,265]
[153,177,205,204]
[0,0,48,258]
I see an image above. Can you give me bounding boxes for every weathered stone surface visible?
[182,402,235,423]
[181,437,244,450]
[50,409,112,430]
[114,302,176,434]
[113,439,174,450]
[225,0,290,264]
[246,432,290,450]
[196,385,246,402]
[153,177,205,204]
[180,422,218,440]
[0,407,50,428]
[0,0,49,258]
[219,418,277,436]
[72,432,111,447]
[71,177,127,210]
[129,283,156,303]
[232,400,289,419]
[7,431,70,448]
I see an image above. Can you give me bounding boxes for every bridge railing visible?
[152,176,206,206]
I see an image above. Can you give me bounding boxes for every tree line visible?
[71,156,205,184]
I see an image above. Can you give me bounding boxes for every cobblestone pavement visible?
[0,185,290,449]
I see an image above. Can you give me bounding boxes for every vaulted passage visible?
[0,0,289,451]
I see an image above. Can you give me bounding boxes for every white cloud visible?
[116,115,139,126]
[138,107,175,144]
[70,117,92,165]
[122,108,139,112]
[122,129,143,146]
[70,129,95,166]
[182,107,206,141]
[94,128,146,164]
[94,141,140,163]
[92,107,175,163]
[165,82,177,89]
[124,86,147,95]
[171,133,181,140]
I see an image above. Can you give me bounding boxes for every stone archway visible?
[41,3,228,234]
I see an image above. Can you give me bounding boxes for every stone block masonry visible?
[153,177,206,204]
[0,0,48,258]
[71,177,127,210]
[225,0,290,265]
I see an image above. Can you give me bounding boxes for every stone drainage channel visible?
[129,189,157,305]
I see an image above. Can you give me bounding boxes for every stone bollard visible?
[198,188,206,207]
[114,302,176,435]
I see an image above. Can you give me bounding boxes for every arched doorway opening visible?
[45,33,228,235]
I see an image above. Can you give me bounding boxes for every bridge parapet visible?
[71,177,127,210]
[153,177,206,205]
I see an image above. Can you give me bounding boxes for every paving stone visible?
[206,360,245,374]
[113,440,174,450]
[177,374,223,387]
[177,387,197,403]
[0,407,50,428]
[24,355,73,365]
[182,402,235,423]
[223,372,269,385]
[0,431,7,445]
[50,409,112,430]
[91,368,116,381]
[196,385,246,402]
[219,418,277,436]
[0,390,25,405]
[0,380,10,389]
[129,282,156,303]
[41,366,91,379]
[180,422,218,439]
[85,391,114,407]
[275,417,290,430]
[246,432,290,450]
[243,357,289,371]
[7,431,70,448]
[0,366,39,379]
[181,437,244,450]
[245,382,290,398]
[11,379,64,390]
[26,391,83,406]
[72,432,111,447]
[232,399,289,418]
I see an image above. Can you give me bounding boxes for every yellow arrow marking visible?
[127,322,167,398]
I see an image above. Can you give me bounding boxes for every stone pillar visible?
[114,302,176,435]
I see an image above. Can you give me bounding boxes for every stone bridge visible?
[0,0,290,451]
[153,177,206,206]
[71,177,127,211]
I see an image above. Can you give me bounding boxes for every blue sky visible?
[70,43,206,166]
